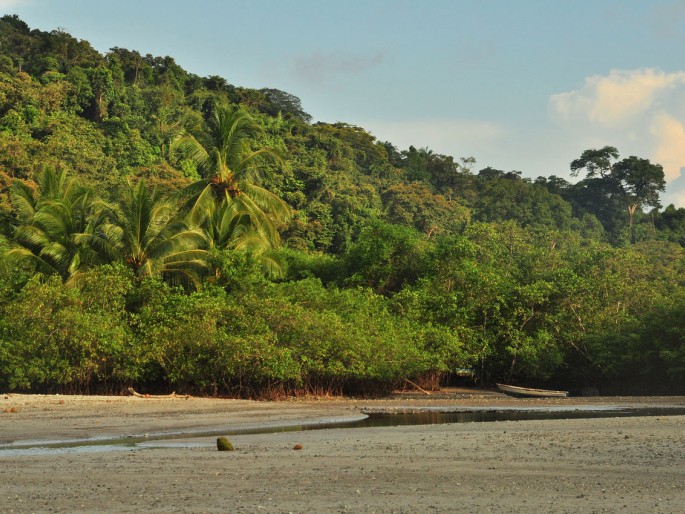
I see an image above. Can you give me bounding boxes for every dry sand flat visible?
[1,392,685,513]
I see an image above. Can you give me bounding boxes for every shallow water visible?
[2,406,685,456]
[357,406,685,427]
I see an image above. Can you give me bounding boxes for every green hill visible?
[0,15,683,396]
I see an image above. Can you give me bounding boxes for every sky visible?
[3,0,685,207]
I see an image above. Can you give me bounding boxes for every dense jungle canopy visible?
[0,15,683,396]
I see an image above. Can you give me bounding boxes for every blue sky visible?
[3,0,685,206]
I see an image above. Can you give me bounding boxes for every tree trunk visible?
[628,203,637,243]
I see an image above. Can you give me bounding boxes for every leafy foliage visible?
[0,16,683,396]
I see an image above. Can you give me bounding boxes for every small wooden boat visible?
[496,383,569,398]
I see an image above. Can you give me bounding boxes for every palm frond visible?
[239,182,292,222]
[10,180,38,221]
[149,224,208,261]
[259,250,286,278]
[14,224,51,249]
[172,132,211,175]
[39,241,71,270]
[5,247,59,276]
[234,147,284,182]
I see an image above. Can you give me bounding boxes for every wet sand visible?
[1,391,684,513]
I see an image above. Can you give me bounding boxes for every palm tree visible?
[203,198,285,277]
[101,179,209,288]
[172,105,292,251]
[9,167,109,281]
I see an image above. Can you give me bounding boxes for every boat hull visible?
[496,383,569,398]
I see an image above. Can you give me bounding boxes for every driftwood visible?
[127,387,191,399]
[403,378,432,395]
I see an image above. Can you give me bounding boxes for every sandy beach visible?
[1,390,685,513]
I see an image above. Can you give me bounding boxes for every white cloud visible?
[550,69,685,128]
[548,68,685,203]
[650,112,685,182]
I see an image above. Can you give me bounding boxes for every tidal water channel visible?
[3,405,685,457]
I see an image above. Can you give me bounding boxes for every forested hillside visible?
[0,15,683,396]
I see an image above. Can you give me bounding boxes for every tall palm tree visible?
[9,167,109,281]
[172,105,292,250]
[101,179,209,288]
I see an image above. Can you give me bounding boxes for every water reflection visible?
[2,406,684,456]
[358,407,685,427]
